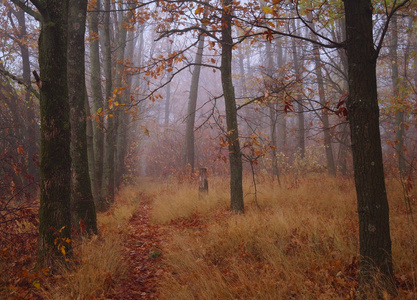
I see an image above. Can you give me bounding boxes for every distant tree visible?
[88,0,105,205]
[183,33,205,172]
[102,0,115,210]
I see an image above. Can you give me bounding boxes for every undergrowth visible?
[41,184,142,300]
[142,174,417,299]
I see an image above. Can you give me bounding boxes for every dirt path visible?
[108,199,166,299]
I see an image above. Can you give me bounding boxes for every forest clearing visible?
[2,175,416,299]
[1,0,417,298]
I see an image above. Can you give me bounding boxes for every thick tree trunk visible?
[88,0,105,204]
[344,0,396,295]
[221,0,244,213]
[68,0,98,235]
[37,0,72,267]
[183,34,205,172]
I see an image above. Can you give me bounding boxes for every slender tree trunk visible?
[309,17,336,176]
[88,0,105,205]
[291,34,305,158]
[183,34,205,172]
[114,4,131,189]
[68,0,97,235]
[390,15,406,175]
[344,0,396,295]
[221,0,244,213]
[102,0,115,209]
[85,95,95,198]
[16,8,39,185]
[36,0,72,267]
[265,41,280,182]
[276,39,286,155]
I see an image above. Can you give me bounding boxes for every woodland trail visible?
[108,197,166,299]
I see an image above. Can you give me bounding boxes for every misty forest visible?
[1,0,417,299]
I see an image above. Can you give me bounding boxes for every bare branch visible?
[0,68,40,99]
[9,0,43,22]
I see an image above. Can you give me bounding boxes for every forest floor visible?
[2,175,417,299]
[108,197,166,299]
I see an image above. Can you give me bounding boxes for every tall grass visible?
[141,174,416,299]
[42,184,142,300]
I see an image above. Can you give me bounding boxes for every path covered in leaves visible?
[109,199,167,299]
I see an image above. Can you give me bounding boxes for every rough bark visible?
[221,0,244,213]
[68,0,98,235]
[36,0,72,267]
[183,34,205,172]
[344,0,396,295]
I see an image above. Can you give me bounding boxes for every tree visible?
[102,0,115,209]
[183,33,205,172]
[221,0,244,213]
[11,0,72,266]
[68,0,98,235]
[244,0,410,295]
[389,15,407,175]
[88,0,105,205]
[343,0,401,295]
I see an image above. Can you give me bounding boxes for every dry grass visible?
[41,184,142,300]
[138,174,416,299]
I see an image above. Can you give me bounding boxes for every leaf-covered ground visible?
[108,199,167,299]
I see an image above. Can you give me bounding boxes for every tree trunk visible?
[390,15,406,175]
[16,8,39,185]
[344,0,396,295]
[309,16,336,176]
[265,41,280,182]
[68,0,98,235]
[102,0,115,209]
[290,21,305,158]
[221,0,244,213]
[183,34,205,172]
[88,0,105,205]
[36,0,72,267]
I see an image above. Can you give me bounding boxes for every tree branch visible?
[375,0,411,56]
[0,68,40,99]
[9,0,43,22]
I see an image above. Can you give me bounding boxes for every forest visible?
[1,0,416,299]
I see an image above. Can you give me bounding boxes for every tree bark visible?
[221,0,244,213]
[344,0,396,295]
[36,0,72,267]
[68,0,98,235]
[102,0,115,209]
[183,34,205,172]
[88,0,105,204]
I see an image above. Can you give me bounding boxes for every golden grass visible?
[137,174,417,299]
[42,184,142,300]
